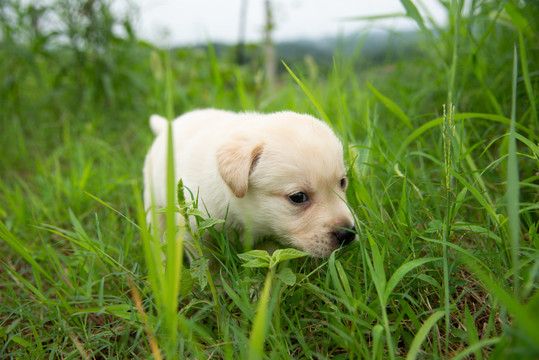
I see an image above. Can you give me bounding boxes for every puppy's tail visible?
[149,114,168,136]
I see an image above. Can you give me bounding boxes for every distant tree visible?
[264,0,276,88]
[236,0,248,64]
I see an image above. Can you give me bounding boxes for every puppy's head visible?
[216,112,356,258]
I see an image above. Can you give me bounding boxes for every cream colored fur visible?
[143,109,355,258]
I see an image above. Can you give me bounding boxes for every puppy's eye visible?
[288,192,309,204]
[340,177,347,190]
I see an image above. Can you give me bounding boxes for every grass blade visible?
[451,338,501,360]
[163,49,184,353]
[399,0,426,31]
[248,267,276,360]
[282,61,330,125]
[384,257,441,303]
[450,169,500,226]
[466,258,539,346]
[0,220,54,284]
[463,303,482,360]
[396,113,537,160]
[507,45,520,297]
[517,31,537,125]
[367,83,412,129]
[405,310,445,360]
[364,229,395,359]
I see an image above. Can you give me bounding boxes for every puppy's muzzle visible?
[332,224,356,247]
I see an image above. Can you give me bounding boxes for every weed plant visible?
[1,0,538,359]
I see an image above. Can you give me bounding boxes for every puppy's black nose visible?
[333,224,356,247]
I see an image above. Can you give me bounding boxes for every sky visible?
[120,0,447,46]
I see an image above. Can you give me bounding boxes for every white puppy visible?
[143,109,355,258]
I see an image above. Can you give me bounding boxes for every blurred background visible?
[0,0,458,130]
[124,0,447,45]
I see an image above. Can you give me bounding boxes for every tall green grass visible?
[1,0,538,358]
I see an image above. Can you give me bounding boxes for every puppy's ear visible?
[216,137,264,198]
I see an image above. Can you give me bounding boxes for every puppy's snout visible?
[333,224,356,247]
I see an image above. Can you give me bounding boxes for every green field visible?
[1,0,538,358]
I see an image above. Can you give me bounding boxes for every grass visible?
[1,0,538,358]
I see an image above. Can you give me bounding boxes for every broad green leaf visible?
[178,268,194,297]
[426,220,443,233]
[186,208,208,217]
[190,258,209,291]
[277,267,296,286]
[270,248,309,268]
[198,217,225,230]
[240,258,270,268]
[238,250,271,268]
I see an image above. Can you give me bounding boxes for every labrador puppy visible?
[143,109,355,258]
